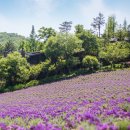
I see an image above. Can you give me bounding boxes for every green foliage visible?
[75,27,98,55]
[48,64,57,75]
[45,34,83,62]
[25,80,39,88]
[30,63,43,80]
[4,40,16,52]
[99,42,130,66]
[40,59,51,76]
[115,120,130,130]
[0,52,30,85]
[66,57,80,69]
[13,84,25,90]
[0,80,6,89]
[29,25,37,52]
[91,12,105,37]
[56,57,66,70]
[82,55,99,70]
[75,24,84,34]
[104,15,117,39]
[38,27,56,42]
[0,32,27,49]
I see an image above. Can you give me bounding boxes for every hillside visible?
[0,69,130,129]
[0,32,27,48]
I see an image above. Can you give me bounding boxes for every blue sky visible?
[0,0,130,36]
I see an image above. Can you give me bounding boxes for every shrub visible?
[41,59,51,75]
[25,80,39,88]
[0,52,30,85]
[30,63,43,80]
[48,64,57,75]
[66,57,81,71]
[82,55,99,70]
[13,84,25,90]
[0,80,6,88]
[115,120,130,130]
[56,57,66,73]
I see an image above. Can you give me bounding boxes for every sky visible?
[0,0,130,37]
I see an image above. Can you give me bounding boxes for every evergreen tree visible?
[59,21,72,34]
[30,25,37,52]
[91,13,105,37]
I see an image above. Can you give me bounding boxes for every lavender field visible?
[0,69,130,130]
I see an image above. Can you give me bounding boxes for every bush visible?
[25,80,39,88]
[115,120,130,130]
[30,63,43,80]
[66,57,81,71]
[48,64,57,75]
[0,52,30,85]
[13,84,25,90]
[56,57,66,73]
[82,55,99,70]
[0,80,6,88]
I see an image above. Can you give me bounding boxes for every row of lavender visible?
[0,69,130,130]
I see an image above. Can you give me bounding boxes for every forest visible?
[0,13,130,92]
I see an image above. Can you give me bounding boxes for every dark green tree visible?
[4,40,16,53]
[29,25,37,52]
[91,13,105,37]
[59,21,72,34]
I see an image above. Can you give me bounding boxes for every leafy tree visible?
[44,35,65,63]
[0,52,30,85]
[75,26,98,56]
[38,27,56,42]
[115,24,126,41]
[75,24,84,34]
[45,34,83,63]
[104,15,117,39]
[91,13,105,37]
[99,42,129,68]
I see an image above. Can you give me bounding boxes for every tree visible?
[59,21,72,34]
[123,19,127,32]
[0,52,30,85]
[116,24,124,41]
[75,26,99,56]
[99,42,129,68]
[91,13,105,37]
[45,34,83,63]
[29,25,37,52]
[128,25,130,40]
[4,40,16,53]
[38,27,56,42]
[75,24,84,34]
[104,15,117,39]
